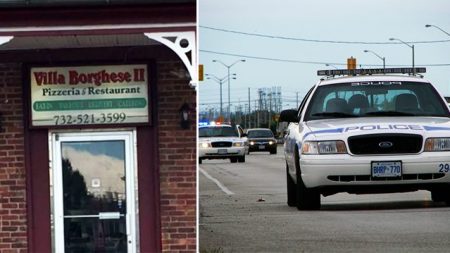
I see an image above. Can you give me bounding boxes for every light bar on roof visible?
[317,67,426,76]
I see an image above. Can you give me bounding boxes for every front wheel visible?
[295,173,320,210]
[270,148,277,155]
[230,157,238,163]
[238,155,245,163]
[295,149,320,210]
[286,163,297,207]
[431,186,450,206]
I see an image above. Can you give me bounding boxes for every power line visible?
[200,49,450,67]
[200,26,450,45]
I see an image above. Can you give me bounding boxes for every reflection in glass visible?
[61,141,127,253]
[64,217,127,253]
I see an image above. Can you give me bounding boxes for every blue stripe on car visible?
[303,128,344,139]
[423,126,450,131]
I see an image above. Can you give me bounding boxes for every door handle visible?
[126,213,132,244]
[98,212,120,220]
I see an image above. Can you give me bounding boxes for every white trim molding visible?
[0,36,13,45]
[0,23,195,33]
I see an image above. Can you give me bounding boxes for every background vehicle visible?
[280,68,450,210]
[246,128,277,154]
[199,124,246,164]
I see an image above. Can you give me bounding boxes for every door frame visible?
[49,129,139,253]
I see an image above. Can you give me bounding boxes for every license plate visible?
[218,149,227,154]
[258,145,265,149]
[371,161,402,178]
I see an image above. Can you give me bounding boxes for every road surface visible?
[199,145,450,252]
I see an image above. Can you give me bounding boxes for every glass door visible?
[51,131,138,253]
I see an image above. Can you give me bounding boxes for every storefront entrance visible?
[50,131,138,253]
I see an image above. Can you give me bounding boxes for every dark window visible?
[199,126,239,138]
[247,130,274,138]
[304,81,449,121]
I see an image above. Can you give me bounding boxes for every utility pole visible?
[296,92,299,108]
[248,87,251,128]
[268,93,272,129]
[237,99,241,125]
[254,100,258,128]
[258,90,263,128]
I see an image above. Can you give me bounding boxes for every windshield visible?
[199,126,239,137]
[304,81,450,121]
[247,130,274,138]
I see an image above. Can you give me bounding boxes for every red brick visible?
[0,64,27,253]
[157,61,196,253]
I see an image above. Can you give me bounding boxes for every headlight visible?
[233,142,244,147]
[302,141,347,155]
[199,142,210,148]
[269,141,274,145]
[424,138,450,151]
[250,141,255,145]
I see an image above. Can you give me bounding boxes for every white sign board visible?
[31,64,149,126]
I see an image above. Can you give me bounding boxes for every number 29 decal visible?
[438,163,450,173]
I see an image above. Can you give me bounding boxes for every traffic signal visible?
[199,64,204,81]
[347,57,356,70]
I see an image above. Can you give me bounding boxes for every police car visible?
[198,123,246,164]
[280,68,450,210]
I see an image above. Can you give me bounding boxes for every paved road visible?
[199,145,450,253]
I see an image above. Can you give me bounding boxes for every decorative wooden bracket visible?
[145,32,197,88]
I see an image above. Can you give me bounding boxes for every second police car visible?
[198,123,246,164]
[280,68,450,210]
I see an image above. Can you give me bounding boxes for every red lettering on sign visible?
[34,71,66,85]
[69,69,133,86]
[133,68,145,82]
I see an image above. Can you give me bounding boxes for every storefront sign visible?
[31,64,149,126]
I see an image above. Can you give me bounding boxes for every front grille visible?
[211,141,232,148]
[348,134,422,155]
[327,173,445,182]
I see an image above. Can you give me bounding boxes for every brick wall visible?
[0,63,27,253]
[0,59,197,252]
[157,61,197,253]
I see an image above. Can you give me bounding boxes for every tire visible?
[286,162,297,207]
[199,158,202,164]
[230,157,238,163]
[294,148,320,210]
[270,148,277,155]
[238,155,245,163]
[431,186,450,206]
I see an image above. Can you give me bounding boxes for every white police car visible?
[199,123,246,164]
[280,68,450,210]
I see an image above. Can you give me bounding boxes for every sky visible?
[199,0,450,115]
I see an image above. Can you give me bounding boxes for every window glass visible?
[199,126,239,137]
[305,81,449,120]
[247,130,274,138]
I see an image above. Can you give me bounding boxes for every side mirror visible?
[279,109,299,123]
